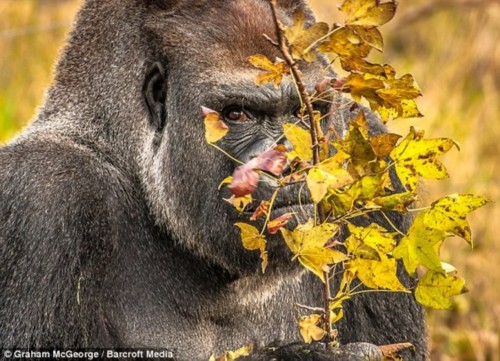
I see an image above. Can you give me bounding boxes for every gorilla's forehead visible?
[150,0,288,65]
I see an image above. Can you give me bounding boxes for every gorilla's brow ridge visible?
[214,80,300,112]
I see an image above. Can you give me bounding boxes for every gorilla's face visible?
[142,0,340,275]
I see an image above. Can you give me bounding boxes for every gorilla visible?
[0,0,426,360]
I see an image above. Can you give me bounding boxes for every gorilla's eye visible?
[222,106,248,123]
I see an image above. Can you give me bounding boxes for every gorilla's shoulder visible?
[0,135,142,243]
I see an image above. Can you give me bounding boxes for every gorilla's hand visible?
[244,341,383,361]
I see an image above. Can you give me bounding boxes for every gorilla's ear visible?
[143,62,167,132]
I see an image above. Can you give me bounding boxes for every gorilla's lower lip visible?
[241,183,313,217]
[242,203,314,218]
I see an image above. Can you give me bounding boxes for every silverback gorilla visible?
[0,0,426,360]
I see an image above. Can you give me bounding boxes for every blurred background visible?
[0,0,498,359]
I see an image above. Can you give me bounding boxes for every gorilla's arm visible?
[0,137,123,347]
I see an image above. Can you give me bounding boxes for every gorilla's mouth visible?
[243,182,314,220]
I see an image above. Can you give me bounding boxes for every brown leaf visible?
[253,146,288,176]
[250,200,271,221]
[229,146,287,197]
[267,213,293,234]
[229,165,260,197]
[369,133,401,158]
[379,342,415,360]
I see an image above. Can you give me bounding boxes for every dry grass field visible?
[1,0,498,360]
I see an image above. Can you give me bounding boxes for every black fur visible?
[0,0,426,360]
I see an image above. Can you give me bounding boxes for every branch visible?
[268,0,332,343]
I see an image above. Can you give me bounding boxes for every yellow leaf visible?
[347,223,397,254]
[340,57,386,76]
[306,168,329,204]
[325,175,384,215]
[345,235,380,261]
[218,176,233,190]
[204,111,228,143]
[226,343,253,361]
[367,191,417,213]
[306,163,353,204]
[224,194,252,212]
[333,117,377,176]
[390,128,457,191]
[349,256,407,291]
[349,25,383,52]
[317,26,372,58]
[392,214,447,276]
[283,123,313,161]
[351,110,370,138]
[212,343,253,361]
[247,55,290,89]
[423,194,491,244]
[377,74,422,100]
[234,223,268,272]
[329,292,349,324]
[280,221,346,282]
[343,73,385,103]
[284,9,329,62]
[415,270,467,309]
[298,247,348,281]
[299,314,325,344]
[340,0,397,27]
[330,308,344,324]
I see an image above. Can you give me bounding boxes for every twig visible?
[268,0,332,342]
[295,303,326,313]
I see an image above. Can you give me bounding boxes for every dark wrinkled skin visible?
[0,1,426,360]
